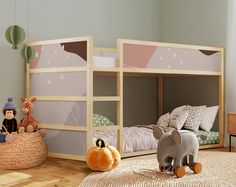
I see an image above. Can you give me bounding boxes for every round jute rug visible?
[79,151,236,187]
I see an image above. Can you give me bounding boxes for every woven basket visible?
[0,131,48,169]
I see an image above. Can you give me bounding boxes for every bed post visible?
[117,39,123,156]
[87,37,94,152]
[219,48,225,147]
[157,75,164,119]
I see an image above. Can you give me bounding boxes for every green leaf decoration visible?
[5,25,26,49]
[22,46,35,63]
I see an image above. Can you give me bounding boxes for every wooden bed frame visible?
[26,36,224,161]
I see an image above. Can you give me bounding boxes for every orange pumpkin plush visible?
[86,138,121,171]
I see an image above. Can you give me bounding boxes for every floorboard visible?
[0,147,234,187]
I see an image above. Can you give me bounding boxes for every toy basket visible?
[0,126,48,169]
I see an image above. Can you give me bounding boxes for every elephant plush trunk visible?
[158,153,174,167]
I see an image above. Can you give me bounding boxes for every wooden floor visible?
[0,157,91,187]
[0,147,234,187]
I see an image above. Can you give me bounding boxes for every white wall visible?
[226,0,236,114]
[0,0,160,122]
[28,0,160,47]
[226,0,236,147]
[0,0,26,121]
[159,0,227,47]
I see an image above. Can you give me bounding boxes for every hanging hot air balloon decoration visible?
[22,45,35,63]
[5,25,26,49]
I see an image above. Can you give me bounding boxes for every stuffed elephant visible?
[153,126,202,178]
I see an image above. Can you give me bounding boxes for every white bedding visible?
[93,126,158,153]
[93,56,116,68]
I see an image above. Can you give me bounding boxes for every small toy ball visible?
[86,138,121,171]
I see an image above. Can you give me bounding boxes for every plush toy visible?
[2,97,18,133]
[86,138,121,171]
[18,97,38,133]
[153,126,202,178]
[0,133,15,143]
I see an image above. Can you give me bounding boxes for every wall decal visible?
[61,41,87,61]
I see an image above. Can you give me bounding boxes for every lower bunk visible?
[93,104,220,156]
[93,126,219,153]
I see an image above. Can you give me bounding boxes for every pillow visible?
[93,114,114,127]
[171,105,186,115]
[156,113,171,128]
[169,110,189,130]
[183,105,207,131]
[200,106,219,131]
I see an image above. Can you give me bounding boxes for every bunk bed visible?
[27,36,224,161]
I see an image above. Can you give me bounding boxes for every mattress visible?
[192,130,219,145]
[93,126,158,153]
[157,125,219,146]
[93,126,219,154]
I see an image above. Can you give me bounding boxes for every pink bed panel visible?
[123,44,221,72]
[30,41,87,69]
[30,71,87,96]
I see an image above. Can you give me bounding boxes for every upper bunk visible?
[119,39,224,76]
[93,39,224,77]
[27,36,224,77]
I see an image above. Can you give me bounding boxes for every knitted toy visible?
[18,97,38,133]
[0,133,15,143]
[86,139,121,171]
[153,126,202,178]
[2,97,18,133]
